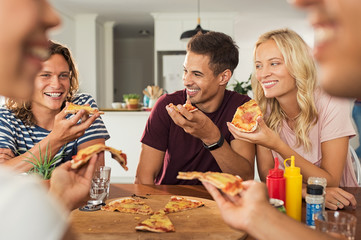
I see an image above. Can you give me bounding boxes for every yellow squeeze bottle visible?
[284,156,302,221]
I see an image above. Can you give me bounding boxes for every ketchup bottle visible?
[266,157,286,204]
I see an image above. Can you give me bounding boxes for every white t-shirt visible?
[271,88,358,187]
[0,167,68,240]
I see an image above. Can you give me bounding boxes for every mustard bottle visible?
[284,156,302,221]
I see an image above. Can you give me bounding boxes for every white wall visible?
[152,12,237,86]
[232,15,314,85]
[50,9,115,108]
[49,8,76,55]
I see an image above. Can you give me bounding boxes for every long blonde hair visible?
[252,28,318,151]
[6,41,79,126]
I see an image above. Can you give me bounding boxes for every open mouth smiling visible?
[44,92,63,98]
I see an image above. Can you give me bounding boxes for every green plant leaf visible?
[24,142,68,180]
[123,93,140,101]
[231,75,252,95]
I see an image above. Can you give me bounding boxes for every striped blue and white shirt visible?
[0,93,110,166]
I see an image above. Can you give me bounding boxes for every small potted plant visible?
[123,93,141,110]
[24,143,66,187]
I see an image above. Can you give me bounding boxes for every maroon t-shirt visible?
[141,89,250,184]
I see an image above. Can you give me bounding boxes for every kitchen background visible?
[6,0,357,182]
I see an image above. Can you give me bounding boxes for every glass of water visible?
[90,166,111,200]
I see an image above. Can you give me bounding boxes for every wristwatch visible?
[202,133,224,151]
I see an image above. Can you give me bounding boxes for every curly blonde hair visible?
[252,28,318,152]
[6,41,79,126]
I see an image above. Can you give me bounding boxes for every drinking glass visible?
[89,166,111,200]
[315,211,357,240]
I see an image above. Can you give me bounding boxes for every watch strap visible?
[203,133,224,151]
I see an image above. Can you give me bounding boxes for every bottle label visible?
[306,203,322,227]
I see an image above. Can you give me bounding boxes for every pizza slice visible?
[163,196,204,214]
[101,197,153,215]
[230,99,263,132]
[177,171,243,196]
[65,102,104,115]
[70,143,128,170]
[168,99,197,113]
[135,210,175,233]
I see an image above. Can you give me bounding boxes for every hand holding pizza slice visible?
[230,99,263,132]
[71,143,127,170]
[177,171,243,196]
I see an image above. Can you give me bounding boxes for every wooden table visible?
[70,184,361,240]
[70,184,247,239]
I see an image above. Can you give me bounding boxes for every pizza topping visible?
[230,99,263,132]
[168,99,197,113]
[65,102,104,115]
[163,196,204,213]
[135,210,175,233]
[71,143,127,170]
[101,197,153,215]
[177,171,243,196]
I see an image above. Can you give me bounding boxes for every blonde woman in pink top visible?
[228,29,357,210]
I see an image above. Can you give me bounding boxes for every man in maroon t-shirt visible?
[135,32,255,185]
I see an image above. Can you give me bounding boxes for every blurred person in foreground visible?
[204,0,361,239]
[0,0,100,239]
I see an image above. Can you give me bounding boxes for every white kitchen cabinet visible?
[101,111,151,183]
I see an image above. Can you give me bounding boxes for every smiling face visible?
[255,40,297,100]
[292,0,361,98]
[0,0,60,100]
[183,51,228,112]
[31,54,71,114]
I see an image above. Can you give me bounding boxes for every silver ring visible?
[336,202,341,206]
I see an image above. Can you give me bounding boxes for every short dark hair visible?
[187,31,239,76]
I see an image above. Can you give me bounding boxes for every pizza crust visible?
[163,196,204,213]
[231,99,262,133]
[70,143,127,170]
[135,210,175,233]
[65,102,104,115]
[177,171,243,196]
[168,102,198,113]
[229,121,259,133]
[101,197,153,215]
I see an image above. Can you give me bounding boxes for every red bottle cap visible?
[268,157,284,178]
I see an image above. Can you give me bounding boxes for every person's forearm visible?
[134,174,155,184]
[247,204,335,240]
[2,134,64,172]
[210,142,254,180]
